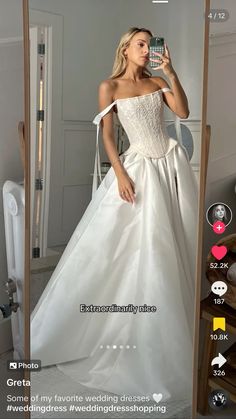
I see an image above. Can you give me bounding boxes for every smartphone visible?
[149,37,165,68]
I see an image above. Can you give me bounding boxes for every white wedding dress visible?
[31,87,198,402]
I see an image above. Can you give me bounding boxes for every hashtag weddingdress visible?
[31,87,198,401]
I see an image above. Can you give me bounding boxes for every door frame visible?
[29,9,62,256]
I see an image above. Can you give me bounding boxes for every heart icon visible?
[152,393,163,404]
[211,245,227,260]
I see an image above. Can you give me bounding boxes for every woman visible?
[212,204,227,224]
[31,27,198,402]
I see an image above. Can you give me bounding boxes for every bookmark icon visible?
[213,317,226,332]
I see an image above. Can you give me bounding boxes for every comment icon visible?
[211,281,228,297]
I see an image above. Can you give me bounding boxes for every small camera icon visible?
[9,362,17,369]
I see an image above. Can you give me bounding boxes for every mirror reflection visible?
[29,1,205,417]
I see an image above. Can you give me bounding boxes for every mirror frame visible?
[22,1,211,417]
[22,0,31,415]
[192,0,211,417]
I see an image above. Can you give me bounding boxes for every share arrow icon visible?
[211,353,227,368]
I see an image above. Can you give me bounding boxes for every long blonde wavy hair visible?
[110,27,153,79]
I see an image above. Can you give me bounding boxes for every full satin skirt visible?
[31,140,198,401]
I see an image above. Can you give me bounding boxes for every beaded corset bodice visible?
[116,89,170,158]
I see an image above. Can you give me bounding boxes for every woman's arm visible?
[98,81,125,176]
[98,80,135,203]
[157,74,189,119]
[151,45,189,119]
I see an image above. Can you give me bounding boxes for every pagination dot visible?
[99,344,137,349]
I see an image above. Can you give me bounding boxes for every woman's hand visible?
[150,44,175,78]
[117,171,135,204]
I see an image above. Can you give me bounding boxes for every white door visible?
[30,9,63,254]
[30,23,52,257]
[29,9,98,250]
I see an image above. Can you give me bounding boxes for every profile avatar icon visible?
[206,202,232,228]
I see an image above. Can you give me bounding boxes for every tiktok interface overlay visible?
[204,202,235,412]
[5,386,167,416]
[206,202,232,232]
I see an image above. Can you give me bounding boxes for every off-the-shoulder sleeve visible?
[161,87,171,93]
[92,101,117,198]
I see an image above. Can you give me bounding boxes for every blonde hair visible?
[110,27,153,79]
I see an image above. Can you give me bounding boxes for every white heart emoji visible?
[152,393,163,403]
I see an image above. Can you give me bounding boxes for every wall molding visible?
[0,37,23,45]
[207,151,236,184]
[210,32,236,46]
[62,121,96,186]
[208,32,236,184]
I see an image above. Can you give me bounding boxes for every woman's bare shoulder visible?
[98,79,118,97]
[98,79,118,112]
[150,76,170,89]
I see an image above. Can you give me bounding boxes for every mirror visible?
[28,1,207,417]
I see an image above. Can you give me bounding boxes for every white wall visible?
[0,0,25,39]
[30,0,205,121]
[202,1,236,298]
[209,0,236,35]
[0,0,24,349]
